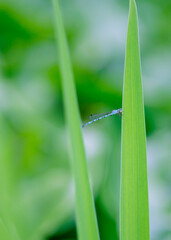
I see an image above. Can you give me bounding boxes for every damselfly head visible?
[111,108,122,116]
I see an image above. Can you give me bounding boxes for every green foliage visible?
[120,0,150,239]
[52,0,100,239]
[0,0,170,239]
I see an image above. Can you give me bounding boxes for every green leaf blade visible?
[52,1,100,240]
[121,1,150,239]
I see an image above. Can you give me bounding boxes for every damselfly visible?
[82,108,122,128]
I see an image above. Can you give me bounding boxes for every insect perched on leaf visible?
[82,108,122,128]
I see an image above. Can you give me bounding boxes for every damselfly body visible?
[82,108,122,128]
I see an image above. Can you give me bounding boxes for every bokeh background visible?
[0,0,171,239]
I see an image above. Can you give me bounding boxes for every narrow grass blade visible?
[52,1,100,240]
[0,117,20,240]
[0,118,12,240]
[120,0,150,239]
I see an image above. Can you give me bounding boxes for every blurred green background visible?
[0,0,171,239]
